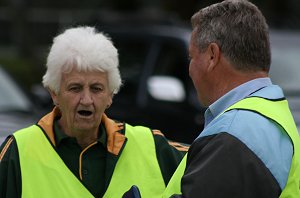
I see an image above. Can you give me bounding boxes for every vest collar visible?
[37,107,126,155]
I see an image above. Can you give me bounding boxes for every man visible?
[0,26,187,198]
[163,0,300,197]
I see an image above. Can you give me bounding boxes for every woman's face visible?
[50,69,112,134]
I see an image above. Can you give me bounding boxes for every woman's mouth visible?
[78,110,92,117]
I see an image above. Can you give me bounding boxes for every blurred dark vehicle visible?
[269,30,300,133]
[101,25,205,144]
[101,25,300,143]
[3,26,298,145]
[0,65,45,145]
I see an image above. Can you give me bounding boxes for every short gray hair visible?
[42,26,122,94]
[191,0,271,72]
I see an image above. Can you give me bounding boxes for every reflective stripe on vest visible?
[163,97,300,198]
[14,124,165,198]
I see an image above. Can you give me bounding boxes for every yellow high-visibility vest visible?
[163,97,300,198]
[14,124,165,198]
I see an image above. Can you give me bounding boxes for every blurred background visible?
[1,0,300,93]
[0,0,300,144]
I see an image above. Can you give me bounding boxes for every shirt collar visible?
[54,119,107,147]
[204,77,272,127]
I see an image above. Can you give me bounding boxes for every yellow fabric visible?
[103,124,165,198]
[162,155,187,198]
[14,125,94,198]
[227,97,300,198]
[14,123,166,198]
[163,97,300,197]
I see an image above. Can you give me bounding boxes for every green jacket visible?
[0,107,188,198]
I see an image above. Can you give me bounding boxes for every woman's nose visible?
[80,90,93,105]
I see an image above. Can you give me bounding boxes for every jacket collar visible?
[37,107,126,155]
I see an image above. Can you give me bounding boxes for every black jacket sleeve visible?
[178,132,280,198]
[0,136,21,198]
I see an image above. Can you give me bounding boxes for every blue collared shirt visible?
[204,78,273,127]
[199,77,292,190]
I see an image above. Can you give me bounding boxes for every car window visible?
[153,41,189,82]
[270,46,300,92]
[150,40,190,103]
[113,37,149,96]
[269,31,300,94]
[0,67,32,112]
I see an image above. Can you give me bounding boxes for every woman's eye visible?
[69,86,81,92]
[92,87,103,92]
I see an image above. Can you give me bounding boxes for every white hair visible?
[42,26,122,94]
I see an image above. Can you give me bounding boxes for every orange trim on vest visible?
[168,141,189,152]
[0,136,14,161]
[152,129,165,137]
[79,141,97,180]
[37,108,127,156]
[37,107,61,146]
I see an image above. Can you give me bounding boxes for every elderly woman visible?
[0,26,187,198]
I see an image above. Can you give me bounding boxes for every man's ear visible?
[207,43,221,72]
[48,88,58,106]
